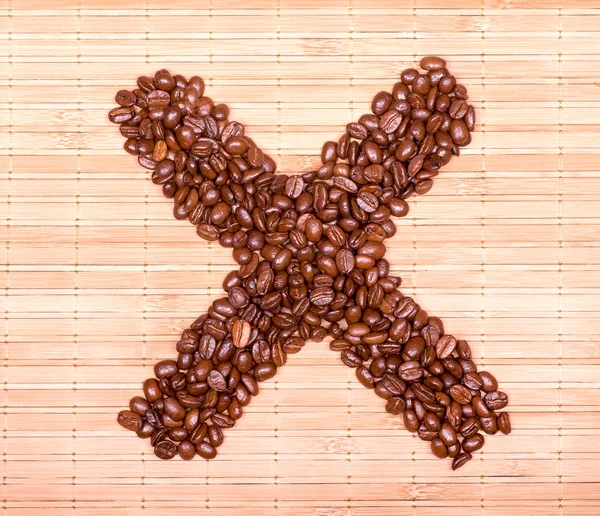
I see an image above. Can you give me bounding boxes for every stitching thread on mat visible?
[141,0,151,510]
[72,1,82,512]
[479,1,487,512]
[347,0,354,511]
[274,0,281,510]
[557,4,564,514]
[4,1,12,513]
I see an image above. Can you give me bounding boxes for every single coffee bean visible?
[439,422,457,447]
[451,452,472,471]
[479,371,499,392]
[232,319,252,348]
[117,410,143,432]
[178,440,196,460]
[430,437,448,458]
[254,362,277,382]
[154,440,178,460]
[403,410,419,433]
[462,433,485,453]
[435,334,457,359]
[484,391,509,410]
[497,412,511,435]
[449,385,472,405]
[459,417,481,439]
[480,414,498,435]
[196,441,217,459]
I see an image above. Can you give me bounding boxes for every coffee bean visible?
[479,371,498,392]
[386,396,406,415]
[232,319,252,349]
[439,422,457,447]
[462,433,485,453]
[207,370,227,392]
[497,412,511,435]
[484,391,509,410]
[254,362,277,382]
[451,452,472,471]
[178,440,196,460]
[118,410,143,432]
[459,417,481,439]
[196,441,217,459]
[154,440,178,460]
[431,437,448,458]
[449,385,472,405]
[435,334,457,359]
[480,414,498,435]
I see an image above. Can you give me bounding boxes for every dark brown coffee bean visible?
[430,437,448,459]
[129,396,151,416]
[232,319,252,349]
[163,397,186,421]
[459,417,481,439]
[462,372,483,391]
[420,56,446,71]
[463,433,485,453]
[154,440,178,460]
[398,361,423,382]
[118,410,143,432]
[254,362,277,382]
[403,409,419,432]
[497,412,511,435]
[449,385,472,405]
[484,391,508,410]
[472,395,491,417]
[479,371,498,392]
[439,422,457,447]
[450,119,469,145]
[207,370,227,392]
[480,414,498,435]
[452,452,472,470]
[196,441,217,459]
[356,365,375,389]
[386,396,405,415]
[178,440,196,460]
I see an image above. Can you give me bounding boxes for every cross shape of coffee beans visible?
[113,57,511,470]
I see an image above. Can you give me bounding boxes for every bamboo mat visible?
[1,0,599,514]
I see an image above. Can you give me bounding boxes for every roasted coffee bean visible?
[403,410,419,433]
[431,438,448,459]
[130,396,151,416]
[497,412,511,435]
[462,433,484,453]
[452,452,472,470]
[386,396,406,415]
[449,385,472,405]
[118,410,143,432]
[439,422,457,447]
[480,414,498,435]
[178,440,196,460]
[154,440,178,460]
[435,334,457,359]
[459,417,481,439]
[484,391,509,410]
[479,371,499,392]
[196,441,217,459]
[254,362,277,382]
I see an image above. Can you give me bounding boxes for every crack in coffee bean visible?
[112,57,510,469]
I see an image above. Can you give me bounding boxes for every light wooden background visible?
[1,0,599,514]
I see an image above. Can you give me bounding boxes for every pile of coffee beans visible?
[112,56,510,469]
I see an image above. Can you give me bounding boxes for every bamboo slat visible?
[1,0,599,514]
